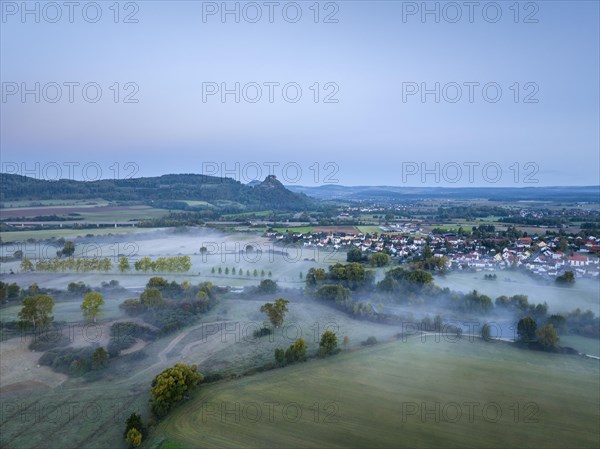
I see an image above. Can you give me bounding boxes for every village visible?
[267,223,600,279]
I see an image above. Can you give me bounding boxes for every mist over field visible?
[1,0,599,448]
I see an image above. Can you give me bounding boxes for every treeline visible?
[304,262,600,339]
[435,206,510,220]
[31,257,113,272]
[130,256,192,273]
[21,255,192,273]
[0,173,314,212]
[499,216,565,226]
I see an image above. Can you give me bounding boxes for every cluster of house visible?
[449,237,600,278]
[267,228,600,278]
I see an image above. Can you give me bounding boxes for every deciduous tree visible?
[81,292,104,322]
[260,298,289,328]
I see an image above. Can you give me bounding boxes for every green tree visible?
[126,428,142,448]
[537,324,560,350]
[92,347,109,369]
[18,294,54,329]
[134,256,153,273]
[20,257,34,272]
[260,298,289,328]
[422,245,433,259]
[147,277,169,289]
[150,363,203,417]
[305,267,327,288]
[81,292,104,322]
[319,331,338,356]
[118,257,130,273]
[140,288,164,308]
[285,338,307,363]
[517,316,537,342]
[225,267,229,275]
[481,323,492,341]
[123,412,147,440]
[315,284,351,305]
[274,348,285,365]
[556,271,575,285]
[63,241,76,257]
[546,314,567,333]
[27,283,40,295]
[369,252,390,267]
[558,238,569,253]
[257,279,278,294]
[346,247,363,263]
[218,267,222,274]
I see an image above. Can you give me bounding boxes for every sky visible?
[1,0,599,187]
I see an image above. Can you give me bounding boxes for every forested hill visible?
[0,173,315,211]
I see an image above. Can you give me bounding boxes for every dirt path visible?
[120,338,146,355]
[124,320,237,382]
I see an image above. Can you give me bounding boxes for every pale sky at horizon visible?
[1,0,599,187]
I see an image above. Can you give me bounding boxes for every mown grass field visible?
[0,226,148,243]
[272,226,313,234]
[0,200,108,208]
[0,205,167,222]
[561,335,600,357]
[157,338,600,449]
[356,225,383,234]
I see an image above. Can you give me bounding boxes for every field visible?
[0,228,347,288]
[0,200,109,208]
[0,205,168,222]
[0,297,400,449]
[0,226,153,243]
[156,338,600,449]
[312,226,358,234]
[1,225,599,449]
[356,225,383,234]
[272,226,313,234]
[561,335,600,357]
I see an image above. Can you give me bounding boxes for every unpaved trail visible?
[124,320,237,382]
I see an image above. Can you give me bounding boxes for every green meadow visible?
[156,338,600,449]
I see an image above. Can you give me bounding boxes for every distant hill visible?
[0,173,315,212]
[287,185,600,202]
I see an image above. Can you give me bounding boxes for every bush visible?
[318,331,338,356]
[274,348,285,365]
[39,346,97,375]
[253,327,273,338]
[203,373,224,384]
[28,333,71,351]
[361,336,378,346]
[284,338,307,364]
[67,281,91,295]
[257,279,277,294]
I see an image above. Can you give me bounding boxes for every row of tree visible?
[210,266,272,277]
[128,256,192,273]
[22,256,113,272]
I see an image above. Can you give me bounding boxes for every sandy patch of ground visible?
[0,337,67,392]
